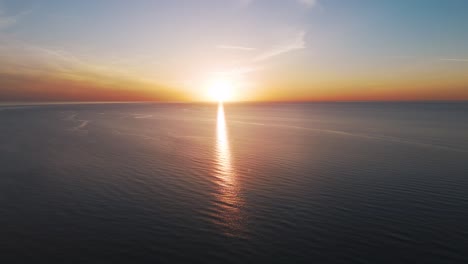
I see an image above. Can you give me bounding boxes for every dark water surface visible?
[1,102,468,263]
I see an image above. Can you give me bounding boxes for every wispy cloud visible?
[239,0,320,8]
[253,30,306,62]
[211,30,307,81]
[298,0,319,8]
[213,66,259,76]
[387,55,415,59]
[0,14,16,29]
[217,45,256,51]
[439,58,468,62]
[237,0,253,7]
[0,5,31,29]
[0,37,182,101]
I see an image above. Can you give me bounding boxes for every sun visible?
[207,78,234,102]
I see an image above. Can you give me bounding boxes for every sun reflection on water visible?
[216,103,232,182]
[214,102,244,236]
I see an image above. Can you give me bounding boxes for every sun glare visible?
[207,78,234,102]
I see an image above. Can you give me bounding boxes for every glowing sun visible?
[207,78,234,102]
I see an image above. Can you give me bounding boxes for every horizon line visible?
[1,99,468,107]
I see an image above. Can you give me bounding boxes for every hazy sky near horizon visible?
[0,0,467,102]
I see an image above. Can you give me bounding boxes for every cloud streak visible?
[238,0,320,8]
[439,58,468,62]
[298,0,319,8]
[0,37,184,101]
[253,30,306,62]
[0,5,31,29]
[217,45,255,51]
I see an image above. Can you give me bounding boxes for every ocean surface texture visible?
[1,102,468,263]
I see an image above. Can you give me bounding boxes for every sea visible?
[1,102,467,263]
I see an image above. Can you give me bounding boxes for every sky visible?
[0,0,467,102]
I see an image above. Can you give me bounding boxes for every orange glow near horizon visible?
[1,58,468,102]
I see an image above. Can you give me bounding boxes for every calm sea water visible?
[1,102,468,263]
